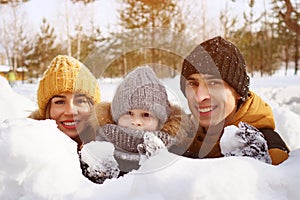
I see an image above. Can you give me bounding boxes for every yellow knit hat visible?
[37,55,101,118]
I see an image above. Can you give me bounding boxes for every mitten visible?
[79,141,120,184]
[220,122,272,164]
[137,132,167,164]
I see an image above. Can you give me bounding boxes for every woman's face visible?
[185,73,240,131]
[49,92,91,139]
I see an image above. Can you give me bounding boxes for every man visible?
[180,36,289,165]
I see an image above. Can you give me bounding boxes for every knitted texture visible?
[180,36,250,101]
[221,122,272,164]
[37,55,101,117]
[111,66,170,125]
[78,150,120,184]
[96,124,176,153]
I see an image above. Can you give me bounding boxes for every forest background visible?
[0,0,299,80]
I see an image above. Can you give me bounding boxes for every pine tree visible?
[110,0,188,77]
[26,18,58,78]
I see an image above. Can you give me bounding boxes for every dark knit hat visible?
[111,66,170,125]
[180,36,250,101]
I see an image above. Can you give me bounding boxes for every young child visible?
[90,66,190,176]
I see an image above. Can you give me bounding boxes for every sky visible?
[0,0,275,60]
[20,0,120,34]
[3,0,271,35]
[0,68,300,199]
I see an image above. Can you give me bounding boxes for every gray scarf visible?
[96,124,176,162]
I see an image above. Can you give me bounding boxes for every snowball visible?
[220,125,242,155]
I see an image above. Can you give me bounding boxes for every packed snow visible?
[0,69,300,200]
[220,122,272,164]
[81,141,120,180]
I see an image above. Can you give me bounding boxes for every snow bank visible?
[0,118,99,200]
[0,76,36,122]
[1,118,300,200]
[1,72,300,199]
[128,149,300,200]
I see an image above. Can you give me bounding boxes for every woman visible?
[180,36,290,165]
[29,55,100,147]
[29,55,104,183]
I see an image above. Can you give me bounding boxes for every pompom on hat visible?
[37,55,101,118]
[111,66,170,125]
[180,36,250,101]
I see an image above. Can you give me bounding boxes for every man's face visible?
[184,73,240,130]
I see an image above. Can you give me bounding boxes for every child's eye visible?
[127,111,133,116]
[142,112,151,118]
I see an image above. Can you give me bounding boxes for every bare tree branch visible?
[280,0,300,35]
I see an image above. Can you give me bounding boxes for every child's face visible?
[118,109,160,131]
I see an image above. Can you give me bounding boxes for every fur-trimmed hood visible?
[89,101,193,154]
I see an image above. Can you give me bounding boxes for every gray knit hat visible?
[111,66,170,125]
[180,36,250,101]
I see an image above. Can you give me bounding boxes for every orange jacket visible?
[184,91,289,165]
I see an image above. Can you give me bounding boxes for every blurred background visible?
[0,0,299,81]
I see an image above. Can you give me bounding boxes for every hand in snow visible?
[79,141,120,184]
[137,132,167,164]
[220,122,272,164]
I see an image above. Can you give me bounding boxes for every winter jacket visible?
[183,91,290,165]
[88,102,192,173]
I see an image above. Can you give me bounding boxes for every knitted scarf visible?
[96,124,176,161]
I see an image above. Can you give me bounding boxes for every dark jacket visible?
[183,91,290,165]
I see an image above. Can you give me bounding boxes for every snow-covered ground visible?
[0,69,300,200]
